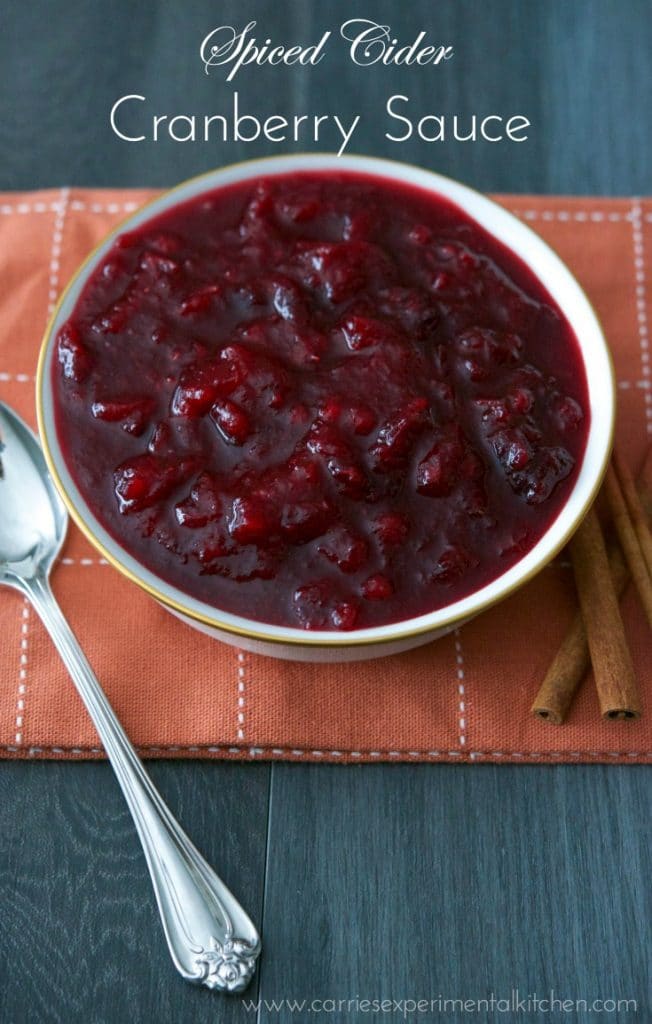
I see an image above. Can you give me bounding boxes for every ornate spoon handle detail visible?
[23,569,261,993]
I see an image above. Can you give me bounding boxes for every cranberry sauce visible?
[53,171,589,631]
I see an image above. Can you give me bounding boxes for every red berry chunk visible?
[373,512,408,548]
[140,251,179,276]
[510,447,575,504]
[318,526,368,574]
[508,387,534,416]
[327,458,367,499]
[292,580,356,630]
[306,421,347,459]
[341,315,403,352]
[429,546,478,583]
[416,429,465,497]
[370,398,430,472]
[296,240,396,304]
[331,601,359,631]
[361,574,394,600]
[377,287,439,340]
[179,283,223,316]
[348,405,376,436]
[551,394,584,432]
[318,398,342,423]
[175,474,222,528]
[228,496,273,545]
[172,358,240,417]
[268,275,310,324]
[57,324,92,382]
[210,399,251,445]
[91,396,155,436]
[114,454,197,514]
[456,327,523,380]
[473,397,513,428]
[491,428,532,471]
[280,500,332,544]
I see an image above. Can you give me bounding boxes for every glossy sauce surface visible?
[53,172,589,630]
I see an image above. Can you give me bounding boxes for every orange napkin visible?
[0,188,650,764]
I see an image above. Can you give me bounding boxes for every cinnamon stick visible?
[532,447,652,723]
[530,548,627,723]
[612,449,652,579]
[569,507,640,719]
[604,462,652,629]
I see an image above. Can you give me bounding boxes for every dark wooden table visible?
[1,3,650,1021]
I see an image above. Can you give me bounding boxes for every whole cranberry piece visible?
[91,397,155,436]
[342,209,376,240]
[431,270,454,292]
[57,323,92,382]
[331,601,359,631]
[456,328,523,379]
[139,251,179,276]
[179,283,223,316]
[151,325,168,345]
[318,398,342,423]
[319,527,368,574]
[289,455,321,487]
[296,240,395,304]
[348,405,376,436]
[277,196,321,223]
[241,185,275,227]
[172,359,239,418]
[191,526,231,566]
[280,500,332,544]
[290,403,310,425]
[492,428,532,471]
[292,580,332,629]
[269,275,309,324]
[327,458,367,499]
[416,435,464,497]
[210,399,250,445]
[228,497,274,545]
[430,546,477,583]
[408,224,432,245]
[377,286,439,340]
[175,474,222,528]
[113,454,197,514]
[373,512,408,548]
[370,398,430,472]
[341,315,402,352]
[149,231,182,255]
[552,394,584,432]
[307,421,347,459]
[473,397,513,428]
[511,446,575,504]
[508,387,534,415]
[361,574,394,600]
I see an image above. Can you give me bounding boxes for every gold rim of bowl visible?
[36,154,616,649]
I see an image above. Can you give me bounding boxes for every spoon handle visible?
[24,571,261,993]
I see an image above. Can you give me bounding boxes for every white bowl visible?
[37,155,615,661]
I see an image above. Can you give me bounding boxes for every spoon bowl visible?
[0,403,66,581]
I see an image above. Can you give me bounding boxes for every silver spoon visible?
[0,401,261,993]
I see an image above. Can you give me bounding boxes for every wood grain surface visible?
[0,2,651,1021]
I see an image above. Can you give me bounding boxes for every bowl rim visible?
[36,152,616,649]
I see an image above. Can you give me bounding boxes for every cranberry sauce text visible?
[53,172,589,630]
